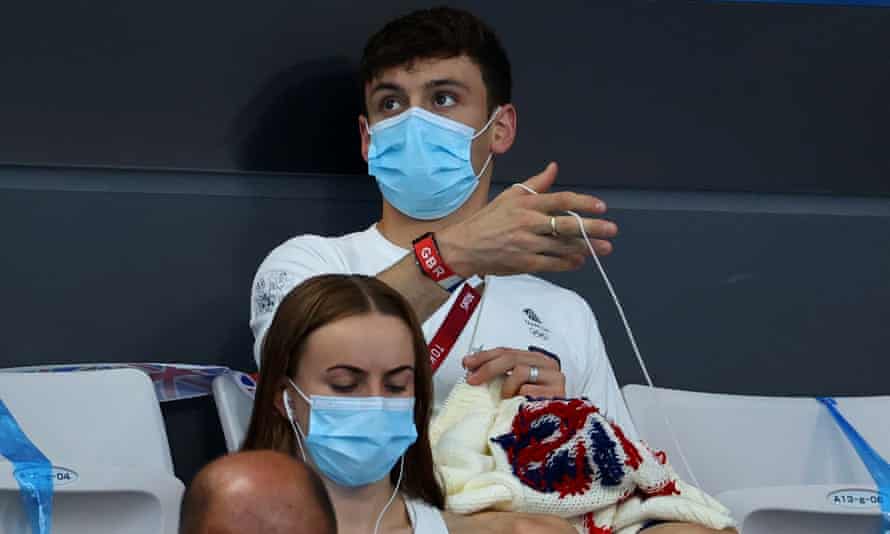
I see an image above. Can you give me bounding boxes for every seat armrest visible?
[1,461,184,534]
[717,484,882,532]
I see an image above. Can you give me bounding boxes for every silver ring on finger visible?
[550,216,560,238]
[528,365,539,384]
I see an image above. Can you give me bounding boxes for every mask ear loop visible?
[282,388,309,463]
[475,154,495,179]
[511,182,702,490]
[372,455,405,534]
[470,106,502,179]
[471,106,502,140]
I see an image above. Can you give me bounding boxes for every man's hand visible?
[463,347,565,398]
[437,161,617,279]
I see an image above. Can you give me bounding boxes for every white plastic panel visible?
[621,385,890,496]
[0,370,184,533]
[0,369,174,474]
[0,460,183,534]
[622,385,889,533]
[212,373,254,452]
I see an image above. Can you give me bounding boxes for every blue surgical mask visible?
[283,379,418,488]
[367,106,501,220]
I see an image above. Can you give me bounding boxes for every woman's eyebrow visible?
[324,365,367,375]
[384,365,415,378]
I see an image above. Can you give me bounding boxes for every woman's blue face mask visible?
[367,106,501,221]
[283,378,417,488]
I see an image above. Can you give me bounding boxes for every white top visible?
[250,225,636,435]
[404,498,449,534]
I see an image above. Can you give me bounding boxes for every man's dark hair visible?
[360,6,512,113]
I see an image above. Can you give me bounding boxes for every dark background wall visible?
[1,1,888,484]
[1,1,888,193]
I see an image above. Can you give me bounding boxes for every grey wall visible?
[1,1,888,194]
[2,165,888,482]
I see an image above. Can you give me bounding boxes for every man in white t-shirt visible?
[250,7,636,436]
[250,9,742,533]
[251,6,634,433]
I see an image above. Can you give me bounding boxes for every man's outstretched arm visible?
[376,162,617,323]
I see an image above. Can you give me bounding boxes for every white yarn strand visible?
[511,183,702,489]
[466,276,489,356]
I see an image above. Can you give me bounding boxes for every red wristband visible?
[412,232,465,292]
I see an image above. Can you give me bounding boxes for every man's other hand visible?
[463,347,565,398]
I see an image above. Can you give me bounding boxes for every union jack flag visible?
[130,364,229,402]
[1,363,244,403]
[35,364,124,373]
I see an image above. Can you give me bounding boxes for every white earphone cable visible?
[373,455,405,534]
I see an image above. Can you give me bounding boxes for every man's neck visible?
[376,185,489,249]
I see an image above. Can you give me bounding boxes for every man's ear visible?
[490,103,517,155]
[359,115,371,163]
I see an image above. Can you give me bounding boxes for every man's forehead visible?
[365,55,483,93]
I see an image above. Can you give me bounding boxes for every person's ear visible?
[273,378,289,420]
[490,104,517,155]
[359,115,371,163]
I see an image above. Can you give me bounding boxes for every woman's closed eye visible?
[329,383,359,393]
[384,383,409,394]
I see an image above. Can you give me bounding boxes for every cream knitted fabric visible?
[430,379,735,534]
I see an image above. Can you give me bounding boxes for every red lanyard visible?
[428,283,482,373]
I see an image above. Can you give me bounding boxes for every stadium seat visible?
[211,373,254,452]
[0,369,184,533]
[622,384,889,533]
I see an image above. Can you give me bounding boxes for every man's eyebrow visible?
[424,78,470,91]
[369,82,405,97]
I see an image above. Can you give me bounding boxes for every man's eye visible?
[381,98,402,112]
[433,93,456,107]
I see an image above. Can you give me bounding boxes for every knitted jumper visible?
[430,379,735,534]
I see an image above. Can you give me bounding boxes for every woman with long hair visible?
[243,273,445,534]
[242,274,581,534]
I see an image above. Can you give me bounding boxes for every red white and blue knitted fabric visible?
[430,379,734,534]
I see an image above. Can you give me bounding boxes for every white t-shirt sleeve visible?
[250,236,348,367]
[576,300,639,440]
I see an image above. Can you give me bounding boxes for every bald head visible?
[180,450,336,534]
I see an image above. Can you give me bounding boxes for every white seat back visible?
[212,373,254,452]
[0,369,184,533]
[622,385,890,534]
